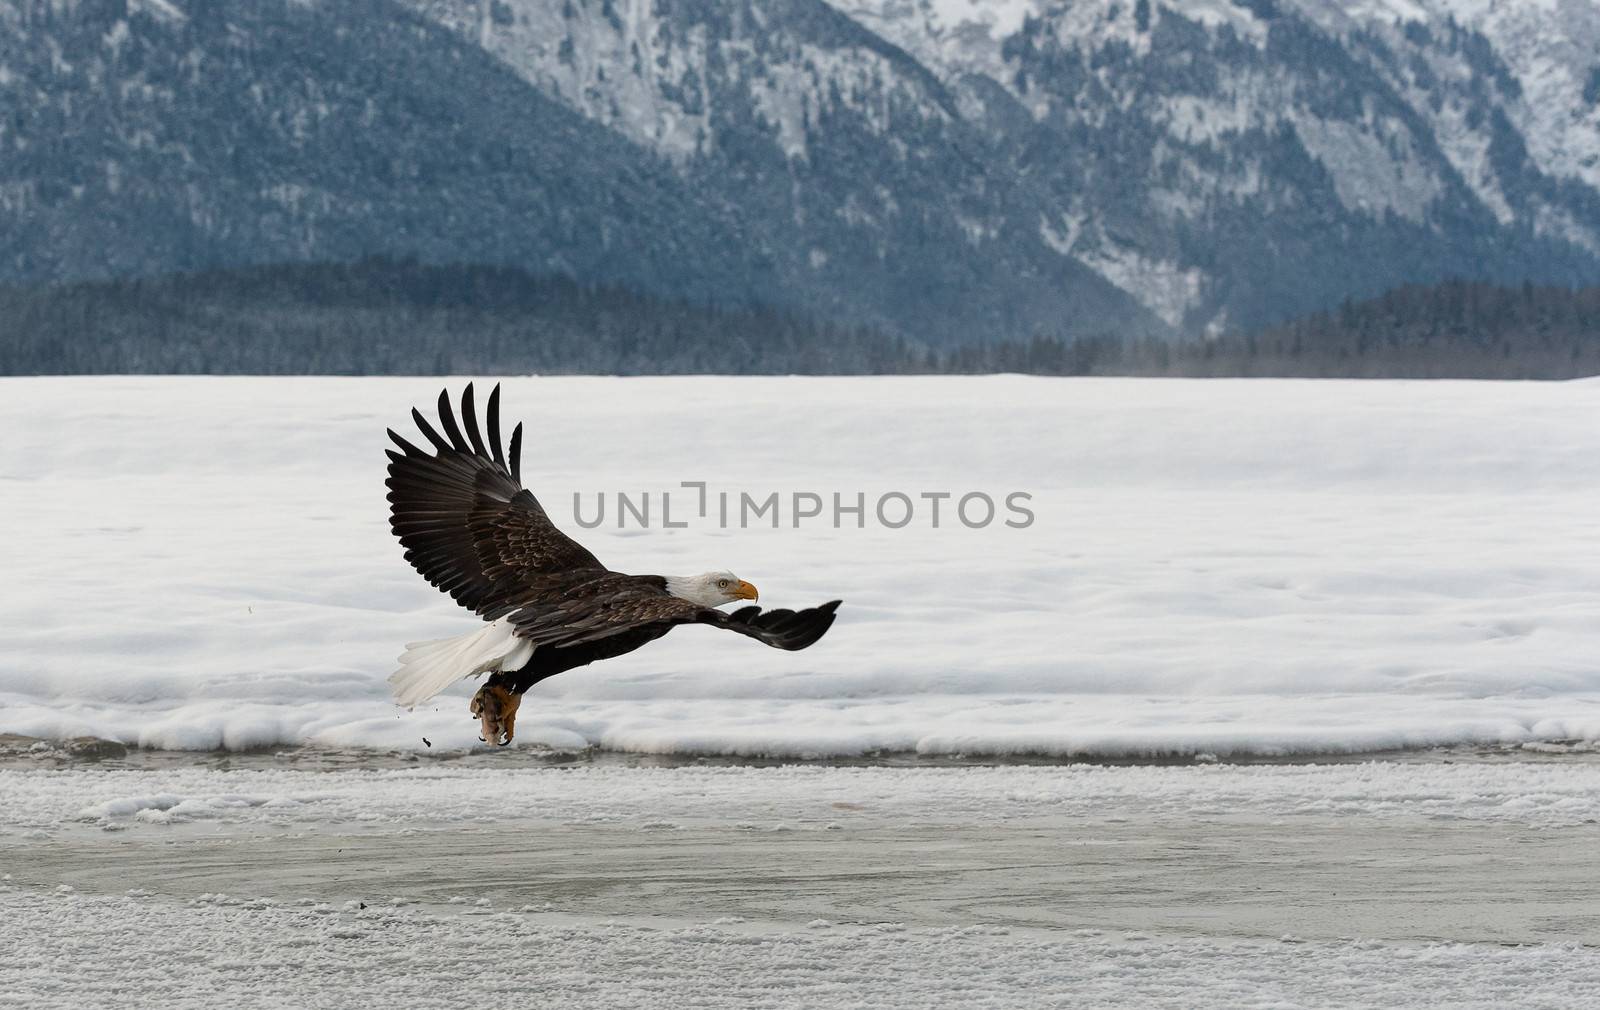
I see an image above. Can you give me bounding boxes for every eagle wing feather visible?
[387,383,603,619]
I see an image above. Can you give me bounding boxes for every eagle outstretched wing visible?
[386,384,603,620]
[698,602,842,651]
[502,573,842,653]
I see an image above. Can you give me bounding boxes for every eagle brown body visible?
[385,384,841,745]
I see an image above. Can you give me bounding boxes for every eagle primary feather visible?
[385,384,842,744]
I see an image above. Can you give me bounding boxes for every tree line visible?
[940,280,1600,380]
[0,260,918,375]
[1,261,1596,379]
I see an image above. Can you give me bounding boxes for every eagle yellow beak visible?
[734,580,760,601]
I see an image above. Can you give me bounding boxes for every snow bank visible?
[1,375,1597,756]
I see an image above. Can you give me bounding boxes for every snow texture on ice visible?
[3,762,1597,834]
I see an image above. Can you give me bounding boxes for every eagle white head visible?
[665,571,760,608]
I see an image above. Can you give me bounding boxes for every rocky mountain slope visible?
[3,0,1598,341]
[0,0,772,305]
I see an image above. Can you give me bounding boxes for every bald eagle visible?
[385,384,841,745]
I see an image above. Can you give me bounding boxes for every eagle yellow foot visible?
[470,685,521,747]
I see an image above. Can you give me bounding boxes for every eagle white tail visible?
[388,618,535,708]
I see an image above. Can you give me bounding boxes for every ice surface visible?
[2,375,1597,755]
[5,888,1596,1010]
[7,762,1600,1006]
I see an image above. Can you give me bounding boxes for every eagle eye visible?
[717,579,729,589]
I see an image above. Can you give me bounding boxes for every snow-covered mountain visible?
[1303,0,1600,195]
[828,0,1600,329]
[839,0,1600,226]
[0,0,771,306]
[3,0,1598,341]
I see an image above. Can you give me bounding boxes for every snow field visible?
[2,375,1597,756]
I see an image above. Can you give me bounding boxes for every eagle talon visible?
[470,684,521,748]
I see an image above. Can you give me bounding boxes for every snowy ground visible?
[2,375,1597,757]
[4,761,1599,1007]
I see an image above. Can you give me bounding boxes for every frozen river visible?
[5,754,1599,1007]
